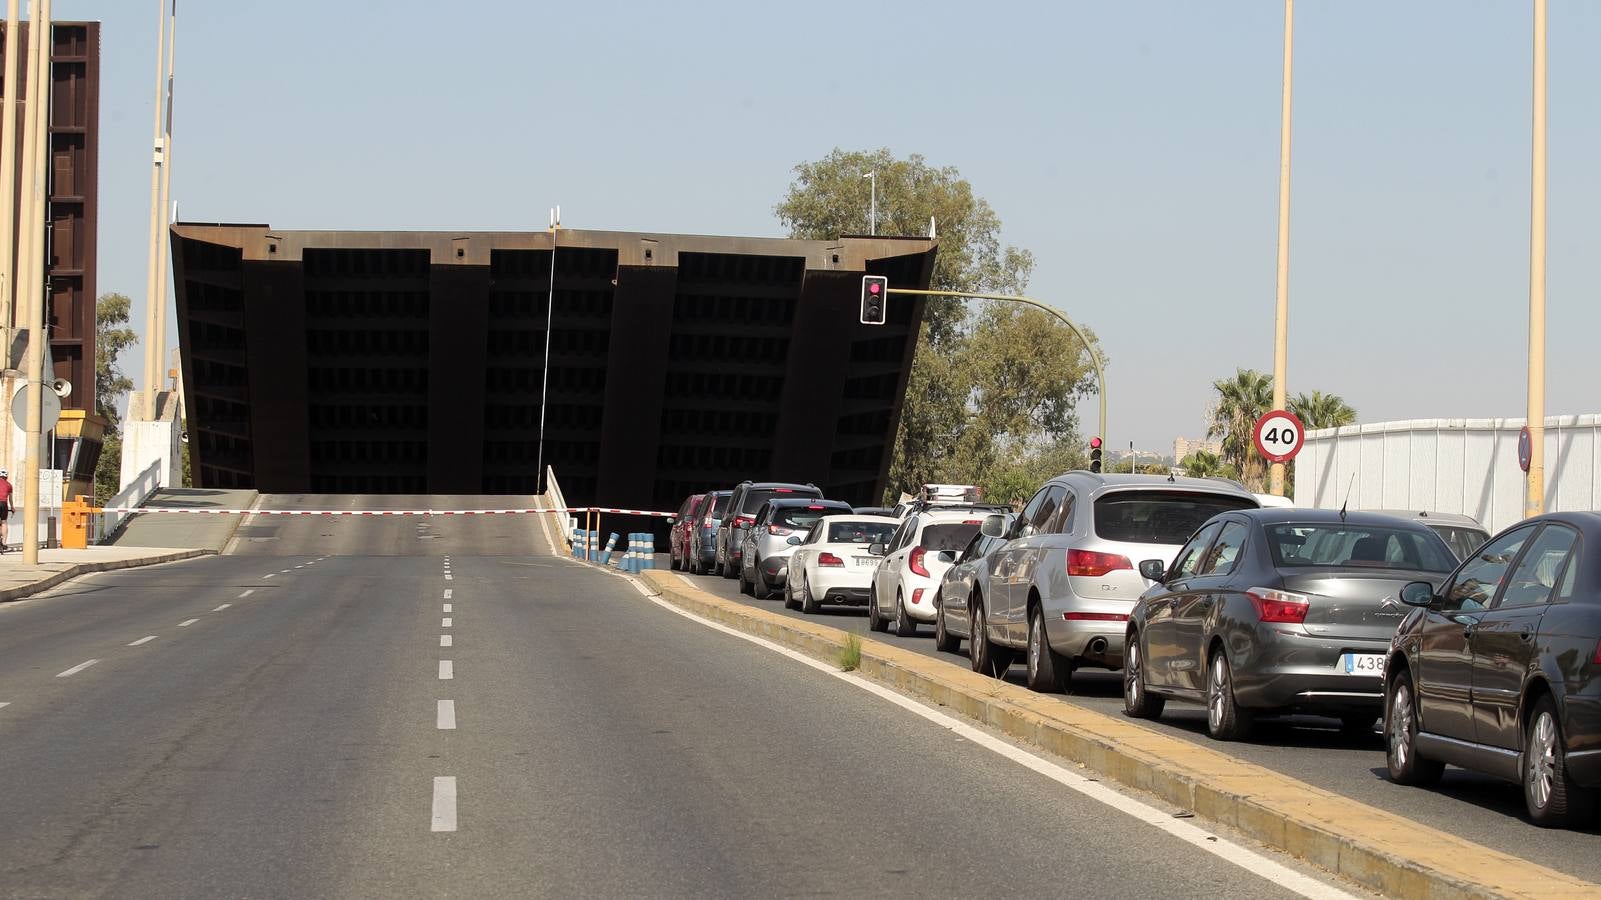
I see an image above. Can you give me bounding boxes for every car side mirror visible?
[1138,559,1167,582]
[937,550,957,564]
[666,516,677,525]
[786,535,803,545]
[868,542,886,556]
[980,514,1005,538]
[1399,581,1436,608]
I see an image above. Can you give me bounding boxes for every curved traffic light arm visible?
[886,288,1107,453]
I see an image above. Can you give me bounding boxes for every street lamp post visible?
[1269,0,1295,497]
[1525,0,1548,517]
[861,171,876,236]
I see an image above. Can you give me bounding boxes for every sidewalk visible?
[0,545,211,604]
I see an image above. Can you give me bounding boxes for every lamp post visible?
[1525,0,1548,517]
[861,171,876,236]
[1269,0,1294,497]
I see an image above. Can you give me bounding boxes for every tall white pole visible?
[1269,0,1294,497]
[536,209,556,495]
[19,0,47,564]
[0,0,22,476]
[152,0,175,406]
[1525,0,1548,517]
[141,0,167,420]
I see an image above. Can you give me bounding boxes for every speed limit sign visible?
[1253,409,1305,464]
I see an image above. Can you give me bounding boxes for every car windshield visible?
[1266,523,1456,572]
[1430,524,1490,561]
[772,507,834,529]
[743,487,819,515]
[1093,491,1257,545]
[921,523,981,551]
[827,521,898,544]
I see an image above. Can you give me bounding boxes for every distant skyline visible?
[49,0,1601,452]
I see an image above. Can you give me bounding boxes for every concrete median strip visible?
[638,569,1599,899]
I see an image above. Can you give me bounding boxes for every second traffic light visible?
[1089,436,1103,473]
[860,275,887,325]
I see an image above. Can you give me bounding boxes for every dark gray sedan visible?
[1123,509,1457,741]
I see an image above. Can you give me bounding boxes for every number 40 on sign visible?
[1253,409,1306,464]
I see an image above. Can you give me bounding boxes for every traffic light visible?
[860,275,888,325]
[1089,436,1103,473]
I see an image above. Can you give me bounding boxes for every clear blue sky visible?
[57,0,1601,454]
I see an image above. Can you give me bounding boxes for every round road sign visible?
[1253,409,1305,464]
[1518,426,1532,473]
[10,383,61,433]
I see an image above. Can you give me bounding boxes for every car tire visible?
[1524,695,1594,827]
[1206,648,1252,741]
[867,586,888,633]
[801,575,821,615]
[892,590,917,637]
[739,563,754,596]
[1025,604,1069,694]
[933,591,960,653]
[1123,633,1165,719]
[783,576,799,610]
[1385,670,1444,787]
[969,595,1011,678]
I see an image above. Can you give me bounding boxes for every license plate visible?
[1341,653,1385,676]
[854,557,877,567]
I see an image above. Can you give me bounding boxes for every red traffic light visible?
[1089,436,1103,449]
[868,282,881,294]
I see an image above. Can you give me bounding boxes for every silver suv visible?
[968,472,1259,692]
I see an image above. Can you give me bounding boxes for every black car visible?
[715,481,822,578]
[1124,509,1456,740]
[1384,512,1601,827]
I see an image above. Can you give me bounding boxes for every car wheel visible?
[1524,696,1594,827]
[1206,648,1252,741]
[893,590,917,637]
[867,586,888,633]
[1385,671,1443,786]
[933,591,960,653]
[783,575,799,610]
[1123,633,1165,719]
[800,574,821,615]
[969,595,1011,677]
[739,562,754,596]
[754,564,773,600]
[1025,604,1069,693]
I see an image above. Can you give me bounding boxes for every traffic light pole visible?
[885,288,1106,452]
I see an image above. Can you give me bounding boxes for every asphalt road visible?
[668,552,1601,882]
[0,496,1335,899]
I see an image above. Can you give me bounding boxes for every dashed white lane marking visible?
[623,577,1357,900]
[443,603,453,613]
[443,589,453,600]
[437,699,456,730]
[440,635,452,647]
[262,573,275,579]
[438,660,454,680]
[239,589,255,598]
[444,574,452,581]
[128,636,158,646]
[177,618,199,627]
[213,604,231,612]
[56,659,99,678]
[0,702,9,710]
[431,776,458,832]
[280,570,292,575]
[294,565,304,569]
[442,617,452,628]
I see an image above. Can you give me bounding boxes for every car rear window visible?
[709,494,730,517]
[1430,525,1490,561]
[921,523,982,551]
[742,486,821,514]
[827,521,898,544]
[1093,491,1256,545]
[1267,524,1456,572]
[772,507,837,529]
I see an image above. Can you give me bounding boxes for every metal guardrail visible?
[95,459,163,544]
[544,465,575,543]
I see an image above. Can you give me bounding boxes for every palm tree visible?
[1208,369,1273,490]
[1290,390,1356,431]
[1181,450,1229,479]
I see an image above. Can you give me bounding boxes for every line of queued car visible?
[667,472,1601,828]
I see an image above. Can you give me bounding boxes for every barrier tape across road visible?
[93,506,676,517]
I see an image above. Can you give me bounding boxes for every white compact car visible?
[868,509,989,637]
[784,515,900,613]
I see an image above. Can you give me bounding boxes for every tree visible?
[1181,449,1237,480]
[1290,390,1356,431]
[93,293,137,500]
[1207,369,1274,490]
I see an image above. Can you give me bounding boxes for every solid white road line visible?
[624,576,1357,900]
[213,604,231,612]
[431,776,458,832]
[438,660,454,680]
[128,635,158,646]
[437,699,456,730]
[239,589,255,598]
[177,618,199,627]
[56,659,99,678]
[443,589,453,600]
[442,617,452,628]
[440,635,452,647]
[443,603,453,613]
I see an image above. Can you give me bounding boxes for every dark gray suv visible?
[715,481,821,578]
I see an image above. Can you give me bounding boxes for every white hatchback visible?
[868,509,990,637]
[784,515,900,614]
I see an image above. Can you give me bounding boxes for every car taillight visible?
[767,525,793,535]
[1067,549,1133,577]
[702,516,714,527]
[736,515,754,526]
[1247,588,1311,624]
[912,588,925,604]
[1064,612,1130,622]
[1591,639,1601,666]
[909,546,930,577]
[819,552,844,567]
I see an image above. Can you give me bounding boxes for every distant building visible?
[1173,436,1222,462]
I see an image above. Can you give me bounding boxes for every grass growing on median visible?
[838,633,862,672]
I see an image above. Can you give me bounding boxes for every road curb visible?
[0,549,214,604]
[639,570,1599,899]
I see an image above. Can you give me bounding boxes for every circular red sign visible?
[1253,409,1306,464]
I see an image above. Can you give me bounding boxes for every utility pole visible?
[1269,0,1294,497]
[152,0,175,411]
[19,0,48,565]
[1525,0,1548,517]
[0,0,21,476]
[535,206,557,495]
[141,0,167,420]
